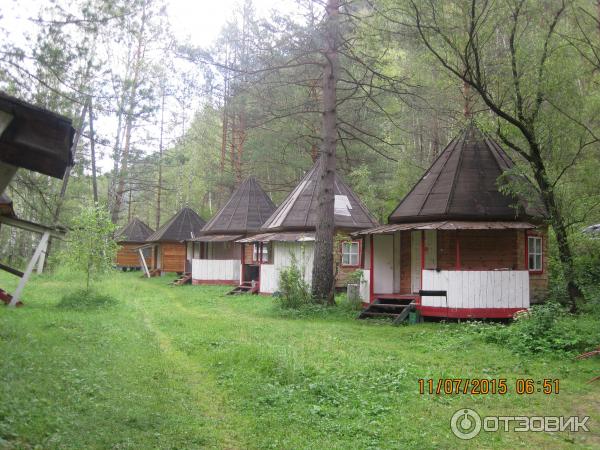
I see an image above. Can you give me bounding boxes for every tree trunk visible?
[156,90,165,229]
[88,98,98,204]
[529,149,583,312]
[311,0,339,305]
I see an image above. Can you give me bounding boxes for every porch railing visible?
[192,259,241,281]
[421,269,529,310]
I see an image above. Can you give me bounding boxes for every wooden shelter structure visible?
[140,208,205,276]
[115,218,154,269]
[0,93,74,306]
[189,177,276,287]
[237,161,378,294]
[356,124,548,320]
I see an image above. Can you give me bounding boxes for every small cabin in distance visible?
[238,160,379,294]
[141,208,205,275]
[190,177,276,286]
[115,218,154,270]
[357,124,548,319]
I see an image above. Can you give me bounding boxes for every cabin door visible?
[373,235,394,294]
[411,232,421,293]
[411,231,437,293]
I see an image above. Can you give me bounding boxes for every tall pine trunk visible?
[311,0,339,305]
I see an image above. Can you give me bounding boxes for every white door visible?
[373,235,394,294]
[411,231,421,293]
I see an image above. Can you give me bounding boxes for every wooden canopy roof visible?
[201,177,276,235]
[146,208,206,242]
[0,92,74,179]
[388,124,547,223]
[116,218,154,243]
[261,161,378,232]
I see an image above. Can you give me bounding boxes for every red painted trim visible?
[423,268,527,272]
[418,305,527,319]
[340,239,362,268]
[420,231,425,291]
[360,237,366,268]
[192,279,238,286]
[369,234,374,303]
[525,231,544,275]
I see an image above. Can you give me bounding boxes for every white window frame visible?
[253,242,269,263]
[527,236,543,272]
[341,241,360,267]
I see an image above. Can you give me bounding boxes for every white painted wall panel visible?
[260,242,315,293]
[360,269,370,302]
[421,270,529,310]
[192,259,240,281]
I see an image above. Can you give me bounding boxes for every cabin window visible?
[341,241,360,267]
[528,236,543,272]
[252,242,270,263]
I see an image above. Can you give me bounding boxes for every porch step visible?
[171,273,191,286]
[358,299,416,324]
[227,282,259,295]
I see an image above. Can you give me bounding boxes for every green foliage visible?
[1,271,599,448]
[58,206,118,290]
[479,303,600,355]
[276,257,312,309]
[57,288,117,310]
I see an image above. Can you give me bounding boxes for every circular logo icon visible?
[451,408,482,440]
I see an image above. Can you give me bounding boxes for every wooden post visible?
[240,243,245,284]
[455,230,461,270]
[10,232,49,306]
[35,238,48,274]
[139,248,150,278]
[369,234,374,303]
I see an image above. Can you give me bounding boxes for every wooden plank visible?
[0,262,23,277]
[10,232,49,306]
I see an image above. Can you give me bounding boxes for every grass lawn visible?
[0,271,599,449]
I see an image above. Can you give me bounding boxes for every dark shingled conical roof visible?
[388,125,547,223]
[202,177,276,234]
[116,218,154,243]
[262,161,379,232]
[146,208,206,242]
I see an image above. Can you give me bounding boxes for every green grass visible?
[0,272,599,449]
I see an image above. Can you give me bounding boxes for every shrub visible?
[276,258,312,309]
[57,288,117,310]
[480,302,600,355]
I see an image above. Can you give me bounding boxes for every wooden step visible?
[358,301,416,323]
[171,273,192,286]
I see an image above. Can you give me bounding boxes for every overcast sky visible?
[3,0,300,171]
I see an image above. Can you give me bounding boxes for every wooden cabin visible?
[0,93,74,306]
[237,161,379,294]
[190,177,276,286]
[141,208,205,275]
[115,218,154,269]
[357,125,548,319]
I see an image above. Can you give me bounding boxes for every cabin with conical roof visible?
[114,218,154,270]
[189,177,276,286]
[238,161,379,294]
[357,125,548,319]
[141,208,206,275]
